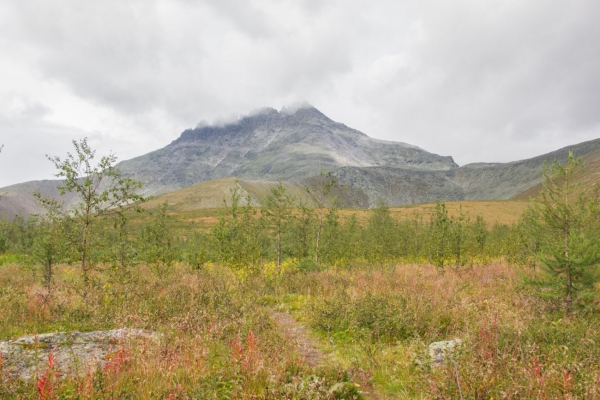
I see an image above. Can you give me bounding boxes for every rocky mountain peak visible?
[176,103,336,144]
[4,105,597,216]
[0,104,461,216]
[117,104,458,196]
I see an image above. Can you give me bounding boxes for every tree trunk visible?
[277,228,281,267]
[315,210,323,265]
[82,230,89,285]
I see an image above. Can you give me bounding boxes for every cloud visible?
[1,0,600,186]
[337,0,600,164]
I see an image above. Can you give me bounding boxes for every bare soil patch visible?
[271,312,324,368]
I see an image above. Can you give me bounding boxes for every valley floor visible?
[1,260,600,399]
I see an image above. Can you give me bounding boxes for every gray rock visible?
[0,329,160,380]
[429,338,462,367]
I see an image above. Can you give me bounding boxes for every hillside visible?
[0,180,79,218]
[512,143,600,200]
[142,178,315,212]
[1,104,599,217]
[453,137,600,200]
[332,137,600,207]
[118,104,457,197]
[135,109,600,207]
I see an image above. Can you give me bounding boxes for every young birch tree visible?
[265,180,295,267]
[42,138,147,284]
[306,170,337,266]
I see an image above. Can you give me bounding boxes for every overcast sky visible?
[1,0,599,188]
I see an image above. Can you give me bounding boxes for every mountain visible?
[0,180,79,219]
[118,104,457,196]
[332,137,600,207]
[1,103,599,217]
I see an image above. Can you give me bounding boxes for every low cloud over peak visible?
[1,0,600,187]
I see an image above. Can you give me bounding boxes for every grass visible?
[143,178,314,213]
[0,263,361,399]
[387,200,529,225]
[130,199,529,237]
[2,259,600,398]
[139,176,530,233]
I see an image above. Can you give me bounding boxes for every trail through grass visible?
[1,260,600,398]
[271,312,324,368]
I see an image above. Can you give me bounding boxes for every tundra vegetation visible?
[1,143,600,399]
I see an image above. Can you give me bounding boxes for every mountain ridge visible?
[1,104,599,217]
[117,104,457,196]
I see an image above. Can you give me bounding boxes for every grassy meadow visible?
[127,199,530,234]
[1,193,600,399]
[1,256,600,398]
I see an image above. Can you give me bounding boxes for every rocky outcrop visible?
[429,338,463,367]
[0,329,160,380]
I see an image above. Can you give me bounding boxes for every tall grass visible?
[1,260,599,398]
[277,263,600,398]
[0,263,360,399]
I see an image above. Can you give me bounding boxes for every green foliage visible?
[423,203,497,267]
[448,205,467,266]
[429,202,451,267]
[264,179,295,266]
[3,166,600,400]
[366,200,397,265]
[212,185,265,273]
[287,203,316,260]
[184,231,210,270]
[524,152,600,304]
[0,216,36,255]
[139,202,177,276]
[5,143,600,398]
[0,253,18,266]
[305,170,337,266]
[318,207,340,265]
[505,216,539,268]
[314,207,360,267]
[98,214,139,284]
[213,184,243,266]
[297,256,320,272]
[38,138,148,283]
[470,215,489,262]
[397,212,426,262]
[32,219,62,290]
[310,292,418,342]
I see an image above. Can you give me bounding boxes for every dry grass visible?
[277,263,600,399]
[130,199,529,236]
[143,178,313,213]
[386,201,529,225]
[1,260,599,398]
[0,263,360,399]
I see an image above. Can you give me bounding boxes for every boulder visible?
[0,329,159,380]
[428,338,462,367]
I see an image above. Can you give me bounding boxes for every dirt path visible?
[271,311,324,367]
[271,312,379,399]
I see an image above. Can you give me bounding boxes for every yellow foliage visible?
[235,268,249,282]
[263,258,297,281]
